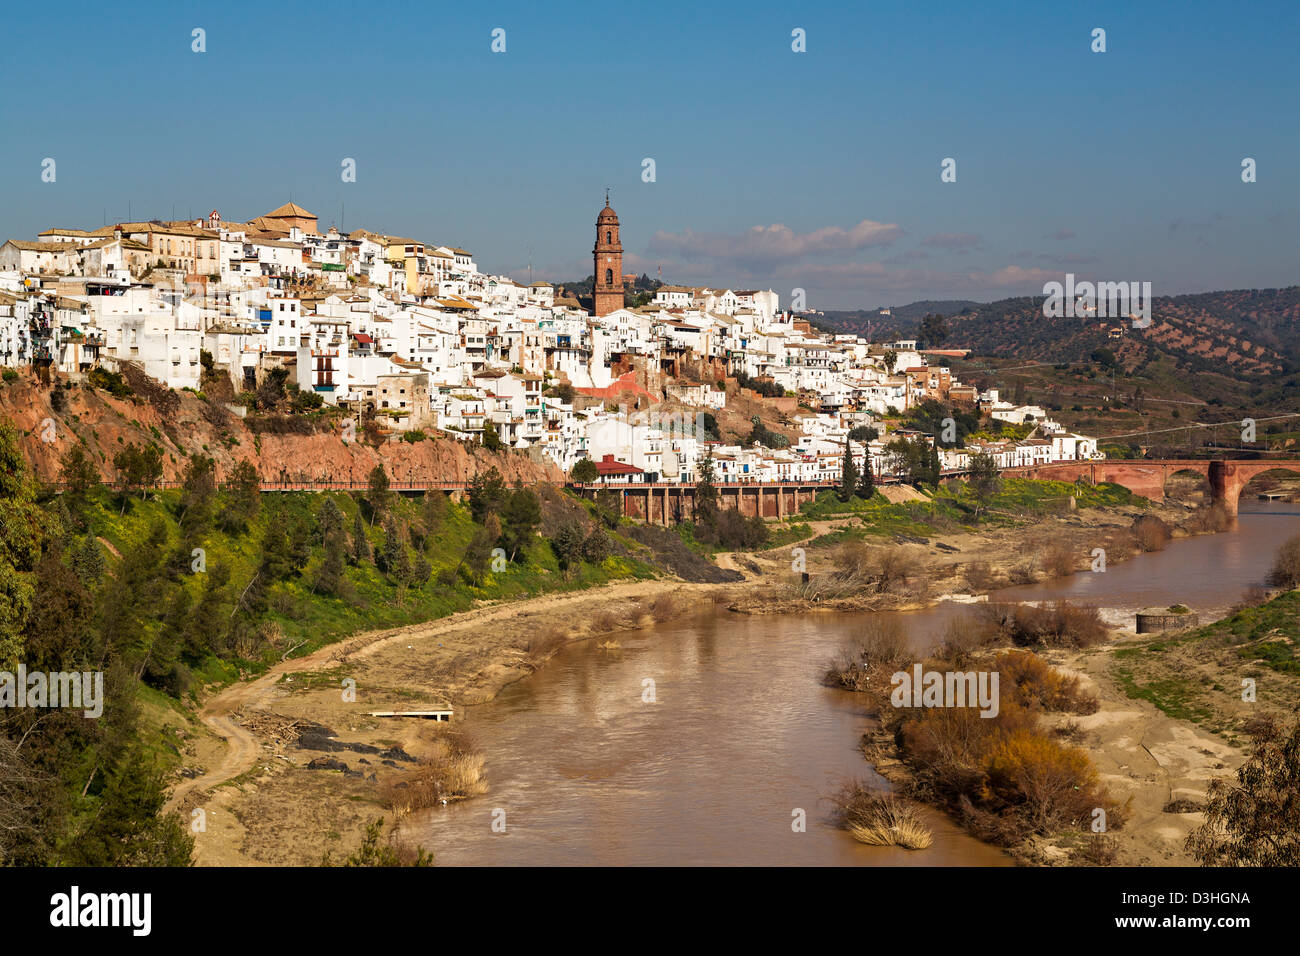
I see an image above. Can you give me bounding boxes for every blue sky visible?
[2,0,1296,309]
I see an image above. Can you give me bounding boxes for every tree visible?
[884,437,927,486]
[314,500,348,595]
[72,533,106,587]
[366,465,392,524]
[255,366,289,411]
[67,745,194,866]
[0,418,45,668]
[1187,716,1300,866]
[920,312,949,348]
[377,515,411,585]
[967,450,1002,518]
[224,459,261,530]
[481,420,503,451]
[467,467,509,524]
[551,521,586,575]
[460,528,493,585]
[178,454,216,542]
[59,445,101,511]
[928,444,943,485]
[856,453,875,499]
[112,442,163,501]
[838,442,858,502]
[570,457,599,483]
[421,491,447,542]
[847,425,878,444]
[695,452,719,527]
[595,487,622,528]
[582,524,611,563]
[351,507,371,564]
[1089,348,1117,370]
[317,497,345,541]
[499,486,541,562]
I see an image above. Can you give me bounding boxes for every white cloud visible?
[646,218,904,271]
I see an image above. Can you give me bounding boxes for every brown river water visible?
[411,502,1300,865]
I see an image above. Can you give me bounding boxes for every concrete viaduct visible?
[110,459,1300,522]
[570,480,835,524]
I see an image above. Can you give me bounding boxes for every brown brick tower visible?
[593,191,624,316]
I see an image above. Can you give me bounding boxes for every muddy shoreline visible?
[170,497,1236,865]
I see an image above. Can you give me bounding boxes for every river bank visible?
[167,494,1242,865]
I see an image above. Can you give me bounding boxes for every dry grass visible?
[525,627,569,665]
[979,601,1109,649]
[649,593,681,621]
[1006,559,1039,585]
[1131,514,1172,552]
[825,617,912,690]
[1181,502,1232,534]
[590,607,632,633]
[1040,541,1077,578]
[997,650,1099,714]
[832,782,933,850]
[1071,834,1119,866]
[382,729,488,815]
[962,560,998,592]
[1231,585,1271,613]
[829,542,927,596]
[936,614,999,664]
[1266,534,1300,589]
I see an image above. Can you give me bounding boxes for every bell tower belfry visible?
[593,191,624,316]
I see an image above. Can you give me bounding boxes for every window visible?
[605,268,613,285]
[605,231,611,244]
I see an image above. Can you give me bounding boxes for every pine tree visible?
[695,452,719,527]
[551,521,586,575]
[367,465,392,524]
[72,533,106,586]
[315,525,347,595]
[838,442,858,502]
[351,508,371,564]
[856,452,875,499]
[499,486,541,561]
[379,515,403,575]
[318,497,344,541]
[223,459,261,530]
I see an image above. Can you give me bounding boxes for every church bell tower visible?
[593,191,624,316]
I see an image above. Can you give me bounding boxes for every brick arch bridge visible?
[1002,459,1300,515]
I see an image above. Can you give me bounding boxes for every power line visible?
[1098,412,1300,441]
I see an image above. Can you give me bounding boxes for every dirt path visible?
[164,576,701,818]
[1043,638,1244,865]
[716,519,857,576]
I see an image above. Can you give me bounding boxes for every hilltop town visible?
[0,199,1102,484]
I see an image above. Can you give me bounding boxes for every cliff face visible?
[0,378,561,486]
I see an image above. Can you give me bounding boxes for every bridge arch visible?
[1214,462,1300,515]
[1163,466,1213,504]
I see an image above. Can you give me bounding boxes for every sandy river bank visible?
[166,498,1246,865]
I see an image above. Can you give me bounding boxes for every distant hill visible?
[814,300,980,339]
[815,288,1300,381]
